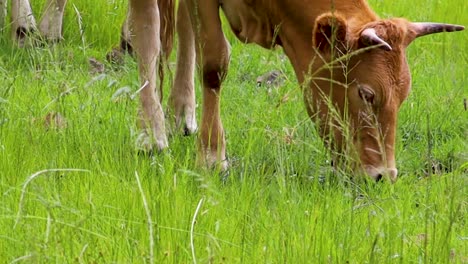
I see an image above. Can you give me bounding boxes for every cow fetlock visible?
[135,126,168,154]
[198,88,228,172]
[134,83,168,154]
[198,141,228,172]
[137,95,168,153]
[168,90,197,136]
[168,65,197,136]
[38,0,67,43]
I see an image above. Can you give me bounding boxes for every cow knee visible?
[202,56,230,90]
[201,38,230,89]
[202,65,227,89]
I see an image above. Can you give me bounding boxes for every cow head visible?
[309,12,463,182]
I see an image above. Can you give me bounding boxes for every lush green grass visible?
[0,0,466,263]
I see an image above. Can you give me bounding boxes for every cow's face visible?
[345,46,410,182]
[310,13,463,181]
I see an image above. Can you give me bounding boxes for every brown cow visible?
[176,0,464,181]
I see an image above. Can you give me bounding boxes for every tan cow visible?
[176,0,464,181]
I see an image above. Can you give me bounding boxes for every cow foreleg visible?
[38,0,67,43]
[189,1,230,170]
[131,0,168,153]
[168,0,197,136]
[11,0,37,46]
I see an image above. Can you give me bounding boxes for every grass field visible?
[0,0,466,263]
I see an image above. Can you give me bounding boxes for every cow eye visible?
[358,86,375,104]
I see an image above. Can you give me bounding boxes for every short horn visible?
[411,22,465,38]
[360,28,392,51]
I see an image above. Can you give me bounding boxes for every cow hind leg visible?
[38,0,67,43]
[120,1,195,137]
[11,0,38,46]
[131,0,168,152]
[119,6,133,55]
[168,0,197,136]
[105,8,132,65]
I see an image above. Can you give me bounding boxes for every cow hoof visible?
[15,26,36,47]
[176,119,197,137]
[15,26,29,40]
[135,130,168,155]
[183,118,198,136]
[219,159,229,171]
[198,153,229,172]
[183,126,191,136]
[167,107,198,137]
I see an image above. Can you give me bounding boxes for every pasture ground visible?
[0,0,466,263]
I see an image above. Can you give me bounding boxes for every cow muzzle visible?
[364,166,398,183]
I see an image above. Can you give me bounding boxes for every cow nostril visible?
[375,174,383,182]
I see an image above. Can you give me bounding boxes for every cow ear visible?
[313,13,349,55]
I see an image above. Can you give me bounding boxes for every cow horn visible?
[411,22,465,38]
[360,28,392,51]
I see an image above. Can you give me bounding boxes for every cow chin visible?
[363,165,398,183]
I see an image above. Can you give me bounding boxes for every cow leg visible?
[119,5,133,54]
[38,0,67,42]
[130,0,168,152]
[168,0,197,136]
[11,0,37,46]
[187,0,229,170]
[105,7,132,65]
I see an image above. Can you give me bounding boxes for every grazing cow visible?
[175,0,463,181]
